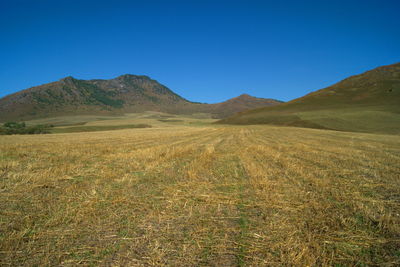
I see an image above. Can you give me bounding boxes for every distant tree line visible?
[0,122,53,135]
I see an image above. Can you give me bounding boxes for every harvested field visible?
[0,125,399,266]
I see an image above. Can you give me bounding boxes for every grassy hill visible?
[0,75,281,121]
[219,63,400,134]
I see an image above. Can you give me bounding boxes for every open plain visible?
[1,120,399,266]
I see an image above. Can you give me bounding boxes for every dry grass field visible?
[1,124,399,266]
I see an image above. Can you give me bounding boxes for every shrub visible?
[3,121,26,129]
[0,122,51,135]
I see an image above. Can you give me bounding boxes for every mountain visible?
[208,94,282,118]
[0,75,281,122]
[219,63,400,134]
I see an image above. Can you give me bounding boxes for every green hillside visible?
[0,75,281,122]
[219,63,400,134]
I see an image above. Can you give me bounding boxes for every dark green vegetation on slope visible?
[0,75,280,122]
[220,63,400,134]
[0,122,52,135]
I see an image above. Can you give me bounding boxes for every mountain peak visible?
[115,74,151,81]
[60,76,75,80]
[60,76,77,84]
[237,93,252,98]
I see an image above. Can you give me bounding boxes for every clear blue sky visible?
[1,0,399,103]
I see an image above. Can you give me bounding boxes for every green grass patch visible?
[158,119,184,123]
[52,124,152,133]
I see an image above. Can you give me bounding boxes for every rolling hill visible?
[0,75,281,122]
[219,63,400,134]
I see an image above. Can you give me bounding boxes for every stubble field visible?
[1,125,399,266]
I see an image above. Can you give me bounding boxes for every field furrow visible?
[1,125,399,266]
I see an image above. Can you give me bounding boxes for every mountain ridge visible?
[0,75,281,122]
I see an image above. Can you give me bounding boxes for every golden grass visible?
[0,125,399,266]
